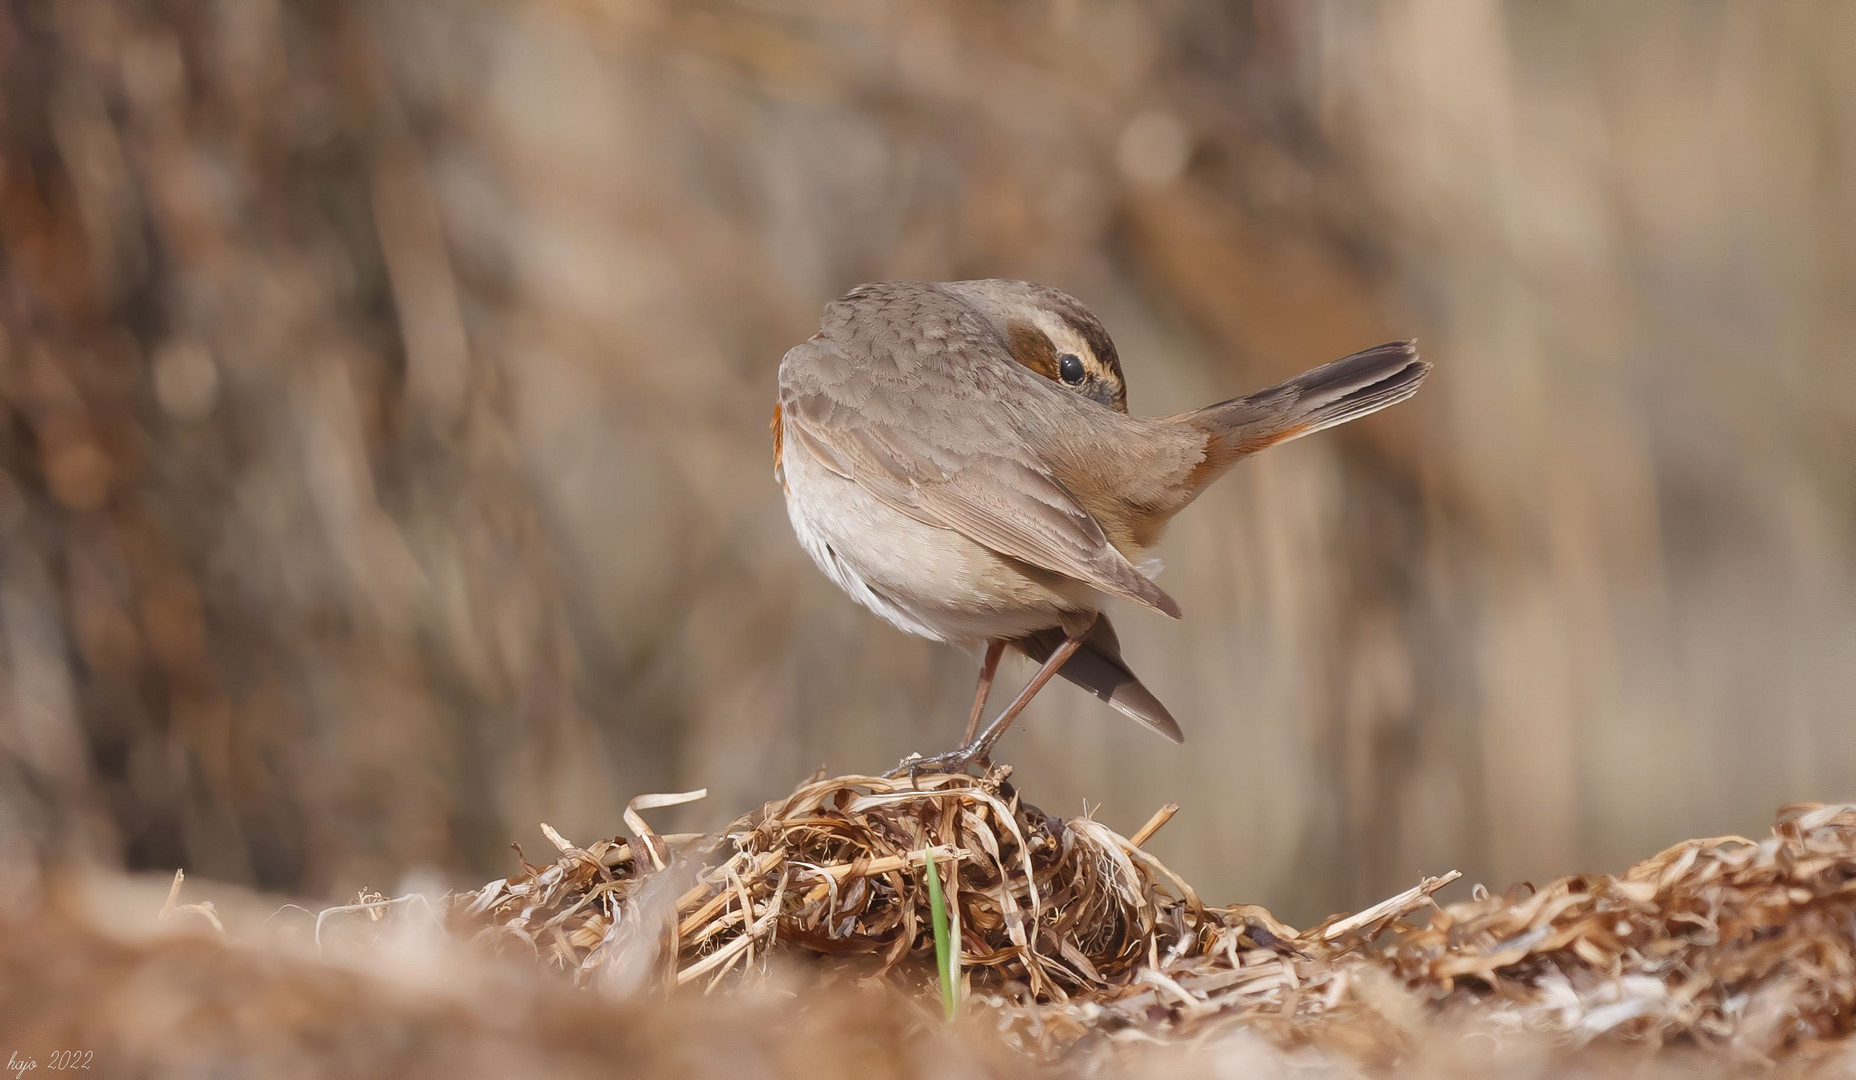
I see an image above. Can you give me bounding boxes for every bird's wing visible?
[777,283,1179,618]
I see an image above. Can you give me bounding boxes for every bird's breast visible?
[779,434,1099,646]
[770,401,787,490]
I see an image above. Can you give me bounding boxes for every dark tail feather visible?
[1182,341,1429,468]
[1015,615,1183,744]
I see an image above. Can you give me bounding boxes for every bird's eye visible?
[1058,353,1085,385]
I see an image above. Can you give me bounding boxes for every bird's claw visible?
[883,746,986,781]
[884,752,924,783]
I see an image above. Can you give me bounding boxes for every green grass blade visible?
[924,850,957,1020]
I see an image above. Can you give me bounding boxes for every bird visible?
[771,280,1430,775]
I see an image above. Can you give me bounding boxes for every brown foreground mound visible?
[5,772,1855,1078]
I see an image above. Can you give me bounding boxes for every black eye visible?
[1058,353,1085,385]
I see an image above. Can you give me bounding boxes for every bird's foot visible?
[883,745,990,781]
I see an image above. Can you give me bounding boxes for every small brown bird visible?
[773,280,1429,774]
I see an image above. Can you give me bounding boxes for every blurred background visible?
[0,0,1850,924]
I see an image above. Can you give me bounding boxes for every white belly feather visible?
[780,438,1098,647]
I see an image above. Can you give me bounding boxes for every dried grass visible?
[300,770,1856,1070]
[1386,802,1856,1067]
[10,771,1855,1076]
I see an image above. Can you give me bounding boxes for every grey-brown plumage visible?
[774,280,1429,772]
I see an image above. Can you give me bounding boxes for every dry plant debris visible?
[1385,802,1856,1066]
[303,770,1856,1067]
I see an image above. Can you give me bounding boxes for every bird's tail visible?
[1177,341,1429,481]
[1015,614,1183,744]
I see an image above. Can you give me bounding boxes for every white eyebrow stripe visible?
[1027,309,1090,364]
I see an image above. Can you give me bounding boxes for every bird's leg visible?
[961,641,1006,746]
[888,617,1094,778]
